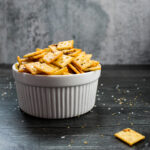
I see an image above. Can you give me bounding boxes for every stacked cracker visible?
[16,40,101,75]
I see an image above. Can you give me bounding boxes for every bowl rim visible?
[12,62,101,78]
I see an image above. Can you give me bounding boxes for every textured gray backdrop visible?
[0,0,150,64]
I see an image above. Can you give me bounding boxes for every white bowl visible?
[12,63,101,119]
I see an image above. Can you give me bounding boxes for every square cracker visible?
[31,52,47,59]
[34,63,59,75]
[23,50,46,58]
[114,128,145,146]
[90,60,99,67]
[53,55,73,68]
[48,44,58,52]
[72,52,93,70]
[24,62,40,75]
[43,51,63,64]
[68,64,80,74]
[63,48,82,57]
[17,56,30,64]
[83,64,101,72]
[18,64,28,72]
[57,40,74,50]
[51,67,68,75]
[36,48,43,51]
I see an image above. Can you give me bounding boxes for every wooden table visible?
[0,65,150,150]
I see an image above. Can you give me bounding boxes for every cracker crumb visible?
[61,136,65,139]
[84,141,88,144]
[126,90,130,93]
[112,113,116,116]
[1,92,7,96]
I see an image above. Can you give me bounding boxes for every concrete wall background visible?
[0,0,150,64]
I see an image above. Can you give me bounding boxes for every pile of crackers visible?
[16,40,101,75]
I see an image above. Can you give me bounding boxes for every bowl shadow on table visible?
[19,107,103,138]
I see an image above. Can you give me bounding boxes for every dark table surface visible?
[0,65,150,150]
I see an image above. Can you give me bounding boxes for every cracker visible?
[39,58,44,63]
[63,48,82,57]
[63,72,72,75]
[30,52,47,59]
[48,44,57,52]
[36,48,43,51]
[114,128,145,146]
[17,56,30,64]
[18,64,28,72]
[34,63,59,75]
[57,40,74,50]
[24,62,40,75]
[68,64,80,74]
[17,56,22,64]
[52,67,68,75]
[23,50,45,58]
[43,48,52,52]
[15,63,19,70]
[90,60,99,67]
[84,64,101,72]
[53,55,73,68]
[43,51,63,64]
[72,52,93,70]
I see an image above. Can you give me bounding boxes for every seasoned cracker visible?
[36,48,43,51]
[23,50,45,58]
[114,128,145,146]
[68,64,80,74]
[43,48,52,52]
[84,64,101,72]
[24,62,40,75]
[34,63,59,75]
[63,72,72,75]
[63,48,82,57]
[90,60,99,67]
[48,44,57,52]
[57,40,74,50]
[39,58,44,63]
[43,51,63,64]
[53,55,73,68]
[18,64,28,72]
[52,67,68,75]
[17,56,30,64]
[31,52,47,59]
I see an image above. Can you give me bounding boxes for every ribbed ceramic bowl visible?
[12,63,101,119]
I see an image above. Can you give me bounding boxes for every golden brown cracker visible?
[53,55,73,68]
[68,64,80,74]
[48,44,58,52]
[52,67,68,75]
[83,64,101,72]
[31,52,47,59]
[34,63,59,75]
[43,51,63,64]
[63,48,82,57]
[57,40,74,50]
[18,64,28,72]
[114,128,145,146]
[24,62,40,75]
[72,59,93,70]
[23,50,45,58]
[36,48,43,51]
[63,72,72,75]
[90,60,99,67]
[17,56,31,64]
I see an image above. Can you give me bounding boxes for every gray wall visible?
[0,0,150,64]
